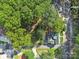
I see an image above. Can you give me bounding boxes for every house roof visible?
[37,45,49,49]
[0,45,4,49]
[0,35,11,44]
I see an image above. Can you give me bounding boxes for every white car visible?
[0,53,8,59]
[0,49,4,54]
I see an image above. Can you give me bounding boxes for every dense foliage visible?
[71,0,79,58]
[40,48,55,59]
[71,0,79,36]
[23,50,34,59]
[0,0,64,49]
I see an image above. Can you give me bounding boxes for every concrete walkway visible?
[32,46,40,59]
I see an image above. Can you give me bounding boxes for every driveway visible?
[0,53,12,59]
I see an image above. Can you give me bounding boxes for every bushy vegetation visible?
[0,0,64,49]
[40,48,55,59]
[55,48,62,59]
[71,0,79,58]
[23,50,34,59]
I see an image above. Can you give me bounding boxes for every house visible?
[20,54,27,59]
[0,35,14,59]
[18,53,27,59]
[0,43,12,59]
[44,31,59,48]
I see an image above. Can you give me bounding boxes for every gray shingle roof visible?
[0,35,11,44]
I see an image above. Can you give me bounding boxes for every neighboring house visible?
[0,35,11,44]
[0,35,14,59]
[18,53,27,59]
[20,54,27,59]
[44,31,59,48]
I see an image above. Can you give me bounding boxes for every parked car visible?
[0,45,5,54]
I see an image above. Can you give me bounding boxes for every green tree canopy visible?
[0,0,64,49]
[75,34,79,45]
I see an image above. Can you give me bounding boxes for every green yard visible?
[23,49,34,59]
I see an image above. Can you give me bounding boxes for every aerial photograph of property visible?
[0,0,79,59]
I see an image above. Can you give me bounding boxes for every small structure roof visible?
[0,35,11,44]
[37,45,49,49]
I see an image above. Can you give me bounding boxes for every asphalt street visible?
[54,0,73,59]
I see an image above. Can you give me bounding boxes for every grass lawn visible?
[36,48,49,55]
[23,49,34,59]
[36,48,55,59]
[60,37,63,44]
[13,55,18,59]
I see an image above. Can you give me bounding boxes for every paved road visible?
[54,0,73,59]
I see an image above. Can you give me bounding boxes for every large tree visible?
[71,0,79,58]
[0,0,64,49]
